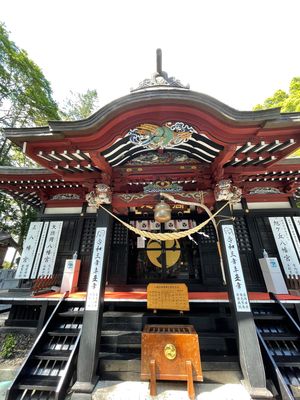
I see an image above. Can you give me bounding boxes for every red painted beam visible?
[211,145,237,182]
[244,193,290,202]
[89,151,112,176]
[112,191,215,209]
[225,163,300,176]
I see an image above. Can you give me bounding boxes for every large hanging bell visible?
[154,200,172,223]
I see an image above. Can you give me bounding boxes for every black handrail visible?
[254,293,300,400]
[256,329,295,400]
[55,330,82,400]
[269,292,300,332]
[5,292,69,400]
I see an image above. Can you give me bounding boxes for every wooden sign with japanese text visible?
[15,222,43,279]
[269,217,300,276]
[222,225,251,312]
[286,217,300,262]
[38,221,63,277]
[293,217,300,238]
[30,221,49,279]
[86,227,107,311]
[147,283,190,311]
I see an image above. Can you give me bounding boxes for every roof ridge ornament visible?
[130,48,190,92]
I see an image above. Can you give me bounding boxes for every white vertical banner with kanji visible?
[269,217,300,276]
[30,222,49,279]
[38,221,63,277]
[293,217,300,237]
[285,217,300,262]
[86,227,107,311]
[222,225,251,312]
[15,222,43,279]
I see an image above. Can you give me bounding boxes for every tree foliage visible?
[253,77,300,113]
[59,89,99,120]
[0,23,59,250]
[0,195,38,249]
[0,24,99,253]
[253,77,300,158]
[0,23,59,128]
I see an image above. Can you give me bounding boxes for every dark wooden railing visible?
[32,274,62,294]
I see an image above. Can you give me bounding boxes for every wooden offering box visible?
[141,324,203,399]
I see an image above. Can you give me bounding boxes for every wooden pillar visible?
[71,205,113,400]
[216,201,272,398]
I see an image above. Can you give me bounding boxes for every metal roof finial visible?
[156,48,162,75]
[130,48,190,92]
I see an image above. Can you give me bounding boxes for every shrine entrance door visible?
[136,236,195,281]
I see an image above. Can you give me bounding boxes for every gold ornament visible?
[164,343,177,360]
[146,239,181,268]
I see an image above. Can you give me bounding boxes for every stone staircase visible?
[98,304,241,382]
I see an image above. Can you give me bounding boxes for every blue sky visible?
[1,0,300,110]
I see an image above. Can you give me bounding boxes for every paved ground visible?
[91,381,252,400]
[1,381,252,400]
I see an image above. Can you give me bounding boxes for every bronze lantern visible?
[154,200,172,223]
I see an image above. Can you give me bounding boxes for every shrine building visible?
[0,50,300,400]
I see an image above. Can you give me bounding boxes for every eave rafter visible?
[224,139,298,168]
[0,167,91,207]
[226,162,300,196]
[26,144,105,178]
[225,163,300,176]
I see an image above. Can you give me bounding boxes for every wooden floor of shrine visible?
[1,289,300,303]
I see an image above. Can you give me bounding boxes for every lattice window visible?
[234,217,252,252]
[197,221,217,244]
[80,217,96,253]
[254,217,278,257]
[112,221,128,245]
[58,219,79,253]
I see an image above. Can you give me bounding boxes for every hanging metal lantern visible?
[154,200,172,223]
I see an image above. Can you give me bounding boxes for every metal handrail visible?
[55,329,82,400]
[256,329,295,400]
[6,292,69,400]
[269,292,300,333]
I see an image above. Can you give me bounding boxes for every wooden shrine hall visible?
[1,50,300,400]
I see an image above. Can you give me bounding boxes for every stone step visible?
[100,331,141,344]
[102,322,143,331]
[103,311,144,321]
[98,353,240,376]
[100,343,141,354]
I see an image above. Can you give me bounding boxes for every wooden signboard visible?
[222,225,251,313]
[147,283,189,311]
[141,324,202,399]
[86,227,107,311]
[15,222,43,279]
[269,217,300,277]
[38,221,63,277]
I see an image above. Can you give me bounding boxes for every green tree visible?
[0,22,60,165]
[0,24,99,253]
[254,77,300,158]
[253,77,300,112]
[0,22,59,250]
[59,89,99,120]
[0,195,38,250]
[0,23,59,128]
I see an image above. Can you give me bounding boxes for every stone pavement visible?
[91,381,252,400]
